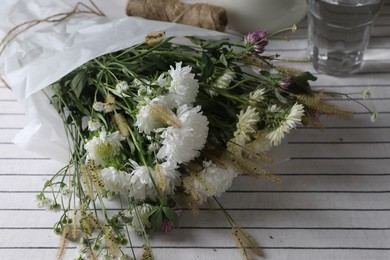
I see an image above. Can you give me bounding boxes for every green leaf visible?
[274,88,288,104]
[70,70,88,98]
[201,52,214,79]
[150,207,163,230]
[219,53,228,67]
[162,207,179,227]
[202,38,229,49]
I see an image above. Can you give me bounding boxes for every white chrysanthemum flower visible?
[227,106,260,155]
[135,98,178,135]
[99,167,131,193]
[268,104,282,113]
[135,102,163,135]
[157,105,209,165]
[155,73,167,87]
[128,160,157,201]
[115,81,129,93]
[93,102,105,112]
[249,88,266,104]
[266,103,305,146]
[84,130,125,166]
[87,118,102,132]
[215,69,235,89]
[193,160,238,203]
[167,62,199,107]
[234,106,260,142]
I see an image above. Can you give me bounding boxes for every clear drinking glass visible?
[306,0,384,76]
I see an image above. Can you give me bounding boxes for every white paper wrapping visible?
[0,0,227,162]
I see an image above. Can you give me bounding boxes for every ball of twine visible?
[126,0,228,32]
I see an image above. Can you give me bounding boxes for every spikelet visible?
[154,164,167,193]
[104,93,116,112]
[80,207,98,235]
[241,54,272,71]
[56,225,69,260]
[275,65,305,76]
[182,193,200,216]
[191,172,216,198]
[297,94,353,119]
[87,160,106,197]
[145,31,165,45]
[113,113,130,137]
[149,102,182,128]
[142,243,154,260]
[241,145,273,164]
[102,224,120,258]
[71,210,79,240]
[182,175,204,205]
[232,225,263,260]
[224,152,282,184]
[80,165,94,200]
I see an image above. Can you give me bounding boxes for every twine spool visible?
[126,0,228,32]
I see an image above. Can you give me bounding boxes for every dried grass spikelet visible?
[145,31,166,45]
[232,225,263,260]
[142,243,154,260]
[126,0,228,32]
[71,211,79,240]
[241,145,273,164]
[80,206,99,235]
[241,54,272,71]
[56,224,70,260]
[224,151,282,185]
[80,165,95,200]
[297,94,354,119]
[102,224,120,258]
[154,164,167,193]
[105,93,116,112]
[149,102,182,128]
[113,113,130,137]
[87,160,106,197]
[182,174,203,205]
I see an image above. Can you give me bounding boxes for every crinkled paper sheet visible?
[0,0,289,163]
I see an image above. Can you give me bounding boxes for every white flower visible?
[128,160,157,201]
[192,160,238,203]
[115,81,129,93]
[135,98,178,135]
[215,69,235,89]
[87,118,102,132]
[157,105,209,165]
[135,102,164,135]
[266,103,304,146]
[227,107,260,154]
[99,167,131,193]
[249,88,266,104]
[84,129,125,166]
[93,102,105,112]
[167,62,199,107]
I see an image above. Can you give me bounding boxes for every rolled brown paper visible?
[126,0,228,32]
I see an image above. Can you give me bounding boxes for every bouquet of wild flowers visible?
[34,27,374,260]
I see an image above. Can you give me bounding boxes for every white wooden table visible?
[1,1,389,259]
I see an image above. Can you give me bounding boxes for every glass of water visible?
[306,0,384,76]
